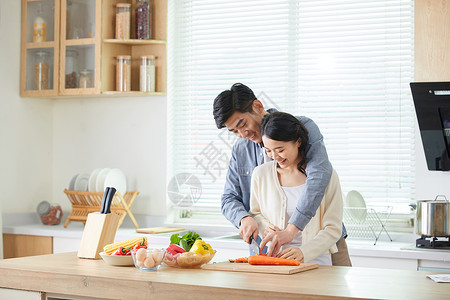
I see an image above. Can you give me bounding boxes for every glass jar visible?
[135,0,151,39]
[140,55,155,92]
[34,51,50,90]
[79,69,93,88]
[65,49,79,88]
[116,3,131,39]
[116,55,131,91]
[33,3,47,42]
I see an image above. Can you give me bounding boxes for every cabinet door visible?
[59,0,101,95]
[21,0,60,97]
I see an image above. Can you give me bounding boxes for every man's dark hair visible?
[213,83,257,129]
[260,112,309,175]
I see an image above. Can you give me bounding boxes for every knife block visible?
[77,212,120,259]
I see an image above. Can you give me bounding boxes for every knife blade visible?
[100,187,110,214]
[105,187,116,214]
[249,236,260,255]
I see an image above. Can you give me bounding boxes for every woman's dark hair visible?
[260,112,309,175]
[213,83,257,129]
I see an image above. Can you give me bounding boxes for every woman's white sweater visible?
[249,161,343,263]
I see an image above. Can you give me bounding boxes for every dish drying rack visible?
[63,189,139,229]
[343,206,393,245]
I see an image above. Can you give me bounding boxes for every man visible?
[213,83,351,266]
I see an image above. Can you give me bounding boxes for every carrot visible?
[248,255,300,266]
[235,257,248,263]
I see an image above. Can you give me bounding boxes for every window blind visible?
[167,0,415,225]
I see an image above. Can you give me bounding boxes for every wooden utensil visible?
[136,227,185,234]
[202,261,318,275]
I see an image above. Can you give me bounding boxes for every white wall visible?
[0,0,167,218]
[0,0,53,214]
[1,0,450,223]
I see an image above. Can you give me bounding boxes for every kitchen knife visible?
[249,236,260,255]
[100,187,110,214]
[105,187,116,214]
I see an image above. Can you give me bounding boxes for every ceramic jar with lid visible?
[37,201,63,225]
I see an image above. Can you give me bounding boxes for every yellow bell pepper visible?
[189,239,214,255]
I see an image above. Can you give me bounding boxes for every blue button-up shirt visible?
[221,114,346,237]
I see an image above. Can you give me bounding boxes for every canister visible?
[139,55,155,92]
[135,0,151,39]
[79,69,93,88]
[116,3,131,39]
[34,51,50,90]
[65,49,79,88]
[116,55,131,91]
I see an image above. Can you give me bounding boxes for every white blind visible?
[167,0,415,225]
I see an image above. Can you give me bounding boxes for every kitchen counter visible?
[0,252,449,300]
[3,213,450,270]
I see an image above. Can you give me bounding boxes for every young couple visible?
[213,83,351,266]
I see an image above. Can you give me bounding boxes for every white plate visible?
[74,173,90,191]
[99,252,134,266]
[95,168,111,193]
[345,190,367,221]
[68,174,78,190]
[88,168,102,192]
[103,168,127,196]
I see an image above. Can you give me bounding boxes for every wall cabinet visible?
[20,0,166,98]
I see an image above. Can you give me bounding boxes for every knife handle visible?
[105,187,116,214]
[100,187,110,214]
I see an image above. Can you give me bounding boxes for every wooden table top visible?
[0,252,449,300]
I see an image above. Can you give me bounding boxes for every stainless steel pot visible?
[415,195,450,236]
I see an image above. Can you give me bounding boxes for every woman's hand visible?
[263,224,281,238]
[278,247,304,262]
[259,224,300,257]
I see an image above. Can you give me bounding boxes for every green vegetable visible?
[170,231,201,251]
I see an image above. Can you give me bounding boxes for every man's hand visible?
[239,216,259,243]
[278,247,304,262]
[259,224,300,256]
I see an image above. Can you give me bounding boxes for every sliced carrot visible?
[248,255,300,266]
[235,257,248,263]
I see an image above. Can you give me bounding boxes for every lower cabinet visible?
[2,234,53,258]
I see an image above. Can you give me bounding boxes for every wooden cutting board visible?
[136,227,185,234]
[202,261,318,275]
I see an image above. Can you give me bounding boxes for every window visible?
[167,0,415,226]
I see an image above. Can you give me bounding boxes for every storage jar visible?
[79,69,93,88]
[116,55,131,91]
[65,49,79,88]
[34,51,50,90]
[135,0,151,39]
[116,3,131,39]
[140,55,155,92]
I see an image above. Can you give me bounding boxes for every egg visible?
[152,251,163,264]
[136,248,147,261]
[144,254,155,268]
[136,259,144,267]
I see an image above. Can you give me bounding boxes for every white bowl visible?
[99,251,134,266]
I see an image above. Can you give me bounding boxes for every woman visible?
[249,112,343,265]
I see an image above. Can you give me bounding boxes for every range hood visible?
[411,82,450,171]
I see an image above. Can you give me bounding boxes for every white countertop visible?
[3,213,450,263]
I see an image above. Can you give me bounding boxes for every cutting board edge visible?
[202,262,319,275]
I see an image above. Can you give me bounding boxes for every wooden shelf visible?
[103,39,166,45]
[102,91,167,96]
